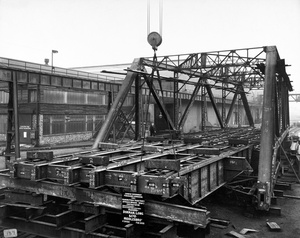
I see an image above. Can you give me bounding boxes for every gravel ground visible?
[204,184,300,238]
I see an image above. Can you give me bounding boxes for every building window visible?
[29,90,37,102]
[51,115,65,134]
[66,115,85,133]
[43,90,65,104]
[17,72,27,83]
[0,115,7,133]
[87,115,93,131]
[0,91,9,104]
[41,75,50,85]
[42,90,106,105]
[18,89,29,103]
[43,114,105,135]
[43,115,50,135]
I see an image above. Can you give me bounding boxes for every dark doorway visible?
[154,103,174,133]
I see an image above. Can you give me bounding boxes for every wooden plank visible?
[209,217,230,226]
[266,221,281,231]
[226,230,246,238]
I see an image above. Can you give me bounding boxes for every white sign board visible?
[3,229,18,238]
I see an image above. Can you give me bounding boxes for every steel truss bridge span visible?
[94,46,292,212]
[0,46,293,237]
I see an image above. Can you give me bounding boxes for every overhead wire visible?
[159,0,163,36]
[147,0,150,36]
[147,0,163,36]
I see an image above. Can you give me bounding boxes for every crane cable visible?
[147,0,163,36]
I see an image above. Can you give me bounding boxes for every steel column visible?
[256,46,277,210]
[35,83,40,146]
[201,84,207,131]
[135,75,140,140]
[13,71,20,158]
[274,82,280,137]
[174,73,179,129]
[222,79,227,126]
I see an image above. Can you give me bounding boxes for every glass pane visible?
[51,76,62,86]
[73,79,82,88]
[41,75,50,85]
[17,72,27,83]
[42,115,50,135]
[92,82,98,90]
[66,115,85,133]
[29,73,39,84]
[63,78,72,87]
[99,83,105,90]
[83,81,90,89]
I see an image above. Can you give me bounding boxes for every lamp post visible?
[51,50,58,72]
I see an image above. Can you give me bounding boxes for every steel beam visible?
[145,200,209,228]
[135,75,141,140]
[0,173,209,227]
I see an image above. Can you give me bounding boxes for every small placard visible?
[122,192,145,225]
[3,229,18,238]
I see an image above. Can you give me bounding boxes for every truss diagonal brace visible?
[92,59,141,147]
[205,84,224,128]
[179,77,202,128]
[225,90,238,126]
[143,74,176,131]
[239,85,254,126]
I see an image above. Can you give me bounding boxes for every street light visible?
[51,50,58,72]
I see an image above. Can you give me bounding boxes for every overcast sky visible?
[0,0,300,121]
